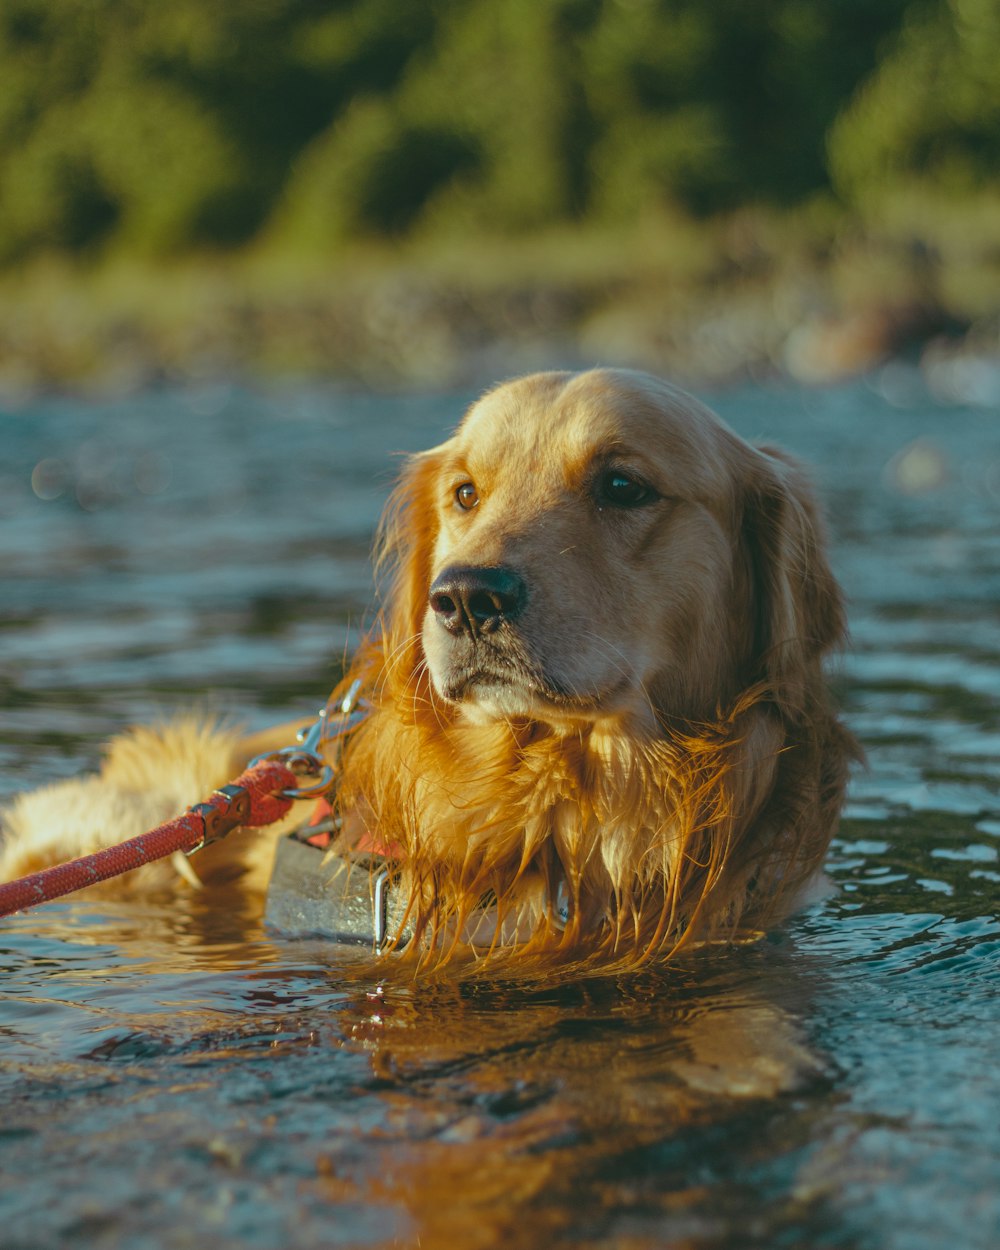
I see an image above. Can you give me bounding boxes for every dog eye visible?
[595,470,656,509]
[455,481,480,510]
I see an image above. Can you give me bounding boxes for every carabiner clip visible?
[249,678,371,800]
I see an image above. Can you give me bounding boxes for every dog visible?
[0,369,855,962]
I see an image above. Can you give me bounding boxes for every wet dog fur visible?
[0,369,856,963]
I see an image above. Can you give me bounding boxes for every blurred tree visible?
[581,0,912,218]
[0,0,434,259]
[829,0,1000,205]
[0,0,994,267]
[277,0,597,244]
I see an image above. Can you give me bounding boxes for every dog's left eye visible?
[595,470,657,510]
[455,481,480,510]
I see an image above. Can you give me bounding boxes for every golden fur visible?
[332,368,855,960]
[0,369,855,963]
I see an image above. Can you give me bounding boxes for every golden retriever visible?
[0,369,855,963]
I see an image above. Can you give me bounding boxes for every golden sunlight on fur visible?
[334,368,856,960]
[0,369,856,963]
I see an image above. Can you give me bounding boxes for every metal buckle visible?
[373,866,391,950]
[249,678,371,800]
[186,783,252,855]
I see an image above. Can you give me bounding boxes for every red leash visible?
[0,758,298,919]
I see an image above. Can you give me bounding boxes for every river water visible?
[1,371,998,1249]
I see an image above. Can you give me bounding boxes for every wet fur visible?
[334,369,856,961]
[0,370,855,963]
[0,720,290,896]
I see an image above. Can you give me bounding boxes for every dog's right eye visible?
[595,469,657,510]
[455,482,480,510]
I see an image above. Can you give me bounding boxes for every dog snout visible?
[429,566,527,636]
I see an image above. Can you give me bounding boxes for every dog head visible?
[377,368,844,732]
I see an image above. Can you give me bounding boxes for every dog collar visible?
[264,826,412,950]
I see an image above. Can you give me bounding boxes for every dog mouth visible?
[435,652,536,705]
[433,644,630,718]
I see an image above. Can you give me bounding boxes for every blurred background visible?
[2,10,1000,1249]
[1,0,999,395]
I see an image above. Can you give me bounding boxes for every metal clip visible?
[249,679,372,801]
[186,783,252,855]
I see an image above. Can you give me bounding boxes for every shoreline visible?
[1,246,998,404]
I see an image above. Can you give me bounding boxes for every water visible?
[1,371,998,1249]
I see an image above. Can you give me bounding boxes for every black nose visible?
[428,565,527,636]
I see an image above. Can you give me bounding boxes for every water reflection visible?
[1,897,843,1248]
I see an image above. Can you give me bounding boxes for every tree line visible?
[1,0,996,266]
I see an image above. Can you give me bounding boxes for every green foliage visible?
[0,0,426,260]
[580,0,915,216]
[829,0,1000,203]
[0,0,995,268]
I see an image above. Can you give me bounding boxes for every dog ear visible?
[372,447,445,680]
[742,446,845,720]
